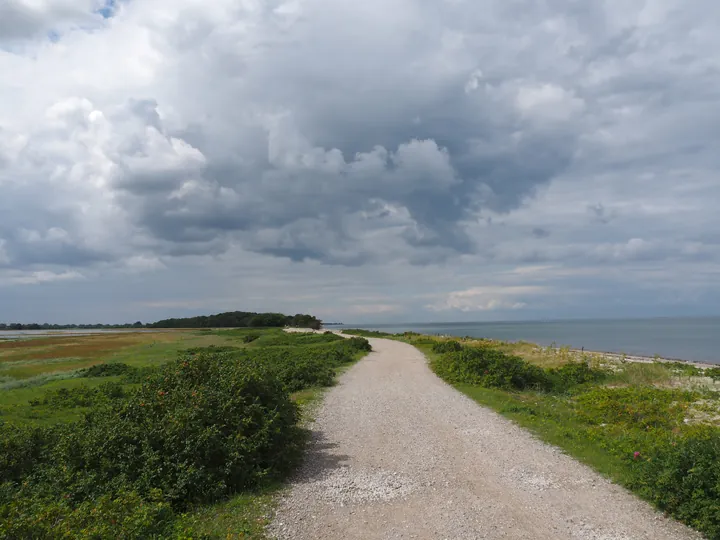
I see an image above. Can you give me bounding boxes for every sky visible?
[1,0,720,324]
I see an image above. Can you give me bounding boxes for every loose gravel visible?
[268,337,702,540]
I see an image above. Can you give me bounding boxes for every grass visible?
[175,487,279,539]
[0,330,243,426]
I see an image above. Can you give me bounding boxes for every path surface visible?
[268,337,700,540]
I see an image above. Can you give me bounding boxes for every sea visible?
[339,317,720,365]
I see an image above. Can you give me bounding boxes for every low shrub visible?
[0,423,56,484]
[1,352,304,528]
[28,382,127,409]
[628,425,720,538]
[704,367,720,381]
[341,329,394,338]
[0,334,372,538]
[80,362,133,378]
[431,340,463,354]
[431,344,606,393]
[432,346,552,391]
[547,361,607,391]
[250,331,344,347]
[234,338,369,392]
[574,387,696,430]
[243,333,260,343]
[51,353,301,507]
[185,345,240,355]
[345,337,372,353]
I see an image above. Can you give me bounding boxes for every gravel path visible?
[268,337,701,540]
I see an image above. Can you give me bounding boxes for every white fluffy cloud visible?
[2,0,720,322]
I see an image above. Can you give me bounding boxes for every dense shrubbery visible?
[249,331,344,347]
[80,362,134,378]
[341,329,394,338]
[185,345,240,355]
[629,425,720,537]
[28,381,127,409]
[0,332,370,538]
[430,344,607,393]
[547,362,608,391]
[345,337,372,352]
[431,340,464,354]
[233,337,372,392]
[431,346,552,391]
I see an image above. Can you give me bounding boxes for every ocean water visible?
[341,317,720,364]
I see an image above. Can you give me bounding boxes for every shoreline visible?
[337,327,719,368]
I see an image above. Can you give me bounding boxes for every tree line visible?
[0,311,322,331]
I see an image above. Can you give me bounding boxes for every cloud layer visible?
[1,0,720,322]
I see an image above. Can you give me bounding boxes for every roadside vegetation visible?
[0,327,370,539]
[382,333,720,539]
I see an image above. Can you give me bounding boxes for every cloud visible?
[428,286,548,313]
[2,0,720,322]
[0,269,85,286]
[0,1,105,41]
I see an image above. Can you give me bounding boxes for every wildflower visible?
[633,451,641,460]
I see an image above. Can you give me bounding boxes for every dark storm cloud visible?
[2,0,720,322]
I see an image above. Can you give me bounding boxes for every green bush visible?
[431,344,606,393]
[80,362,133,378]
[43,353,302,507]
[628,426,720,538]
[0,423,56,484]
[431,340,463,354]
[574,386,696,430]
[0,334,372,538]
[345,337,372,352]
[431,346,552,391]
[28,382,127,409]
[547,362,607,391]
[341,329,393,338]
[185,345,241,355]
[243,333,261,343]
[1,353,304,525]
[704,367,720,381]
[250,331,344,347]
